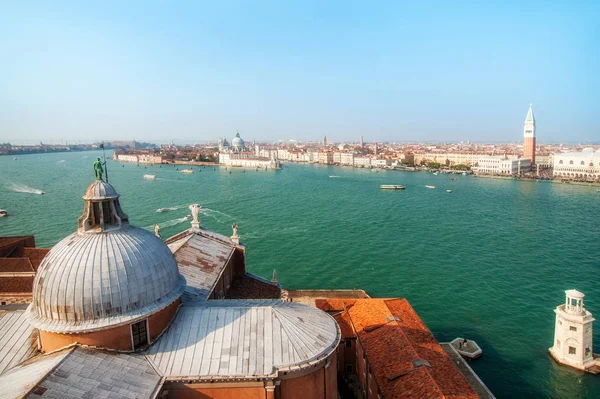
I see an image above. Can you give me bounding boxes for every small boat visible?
[183,215,192,221]
[426,185,436,189]
[180,169,194,174]
[143,174,156,180]
[433,172,438,175]
[156,208,172,213]
[0,209,8,217]
[380,185,405,190]
[449,178,455,180]
[462,172,467,176]
[13,158,17,161]
[329,175,341,178]
[446,189,453,193]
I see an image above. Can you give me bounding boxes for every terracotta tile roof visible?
[0,277,34,294]
[225,273,281,299]
[333,312,354,339]
[323,298,478,399]
[315,298,357,312]
[0,258,34,273]
[8,248,49,271]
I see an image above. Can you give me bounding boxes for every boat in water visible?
[329,175,341,178]
[380,185,405,190]
[183,215,192,221]
[156,208,173,213]
[433,172,439,175]
[0,209,7,217]
[181,169,194,174]
[143,174,157,180]
[446,189,453,193]
[462,172,467,176]
[426,185,436,189]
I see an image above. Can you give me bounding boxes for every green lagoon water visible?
[1,150,599,398]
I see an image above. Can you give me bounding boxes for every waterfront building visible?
[413,152,498,167]
[549,290,600,372]
[115,153,163,164]
[318,151,334,164]
[340,152,354,165]
[552,148,600,180]
[333,151,342,164]
[523,104,536,165]
[371,159,391,168]
[473,156,531,175]
[354,156,372,167]
[219,131,280,169]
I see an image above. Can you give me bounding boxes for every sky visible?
[0,1,598,144]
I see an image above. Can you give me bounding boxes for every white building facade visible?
[474,156,531,175]
[549,290,597,371]
[553,148,600,180]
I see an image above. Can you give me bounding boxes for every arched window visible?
[559,160,563,164]
[569,160,574,165]
[581,161,585,165]
[591,163,594,167]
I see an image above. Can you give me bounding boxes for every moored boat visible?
[143,174,157,180]
[180,169,194,174]
[380,185,405,190]
[0,209,7,217]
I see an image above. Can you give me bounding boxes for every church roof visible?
[166,227,240,304]
[0,347,162,399]
[0,311,38,374]
[146,300,340,380]
[82,180,119,200]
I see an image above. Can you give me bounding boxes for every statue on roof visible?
[232,223,239,238]
[154,224,161,238]
[189,204,201,229]
[93,157,106,181]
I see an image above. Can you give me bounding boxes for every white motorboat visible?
[446,189,453,193]
[143,174,157,180]
[426,185,436,189]
[180,169,194,174]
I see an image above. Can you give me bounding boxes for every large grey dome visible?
[27,180,185,333]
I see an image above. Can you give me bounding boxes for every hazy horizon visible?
[1,1,598,144]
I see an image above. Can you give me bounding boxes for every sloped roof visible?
[26,348,161,399]
[0,310,39,374]
[525,104,535,123]
[166,228,238,303]
[145,300,340,379]
[0,349,70,399]
[350,299,478,399]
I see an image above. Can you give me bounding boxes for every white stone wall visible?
[553,149,600,179]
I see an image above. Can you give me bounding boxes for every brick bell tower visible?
[523,103,536,165]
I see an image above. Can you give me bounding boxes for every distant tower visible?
[374,142,378,156]
[523,104,536,165]
[549,290,596,371]
[323,135,327,147]
[359,136,364,148]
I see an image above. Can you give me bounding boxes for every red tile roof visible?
[333,312,354,339]
[321,298,478,399]
[0,258,34,273]
[0,277,34,293]
[315,298,357,312]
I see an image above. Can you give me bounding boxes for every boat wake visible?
[146,216,191,230]
[8,183,45,195]
[201,207,235,222]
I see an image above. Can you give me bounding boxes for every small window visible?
[581,161,585,165]
[92,203,101,225]
[569,346,576,355]
[132,319,148,350]
[345,339,352,348]
[586,347,591,356]
[570,326,577,332]
[569,160,574,165]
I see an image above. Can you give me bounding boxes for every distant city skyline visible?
[1,1,598,144]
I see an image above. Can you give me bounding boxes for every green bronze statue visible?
[93,157,106,181]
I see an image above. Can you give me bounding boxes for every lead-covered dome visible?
[27,178,185,333]
[231,131,244,148]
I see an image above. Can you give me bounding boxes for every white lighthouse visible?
[549,290,597,371]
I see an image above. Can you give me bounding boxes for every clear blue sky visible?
[0,1,598,144]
